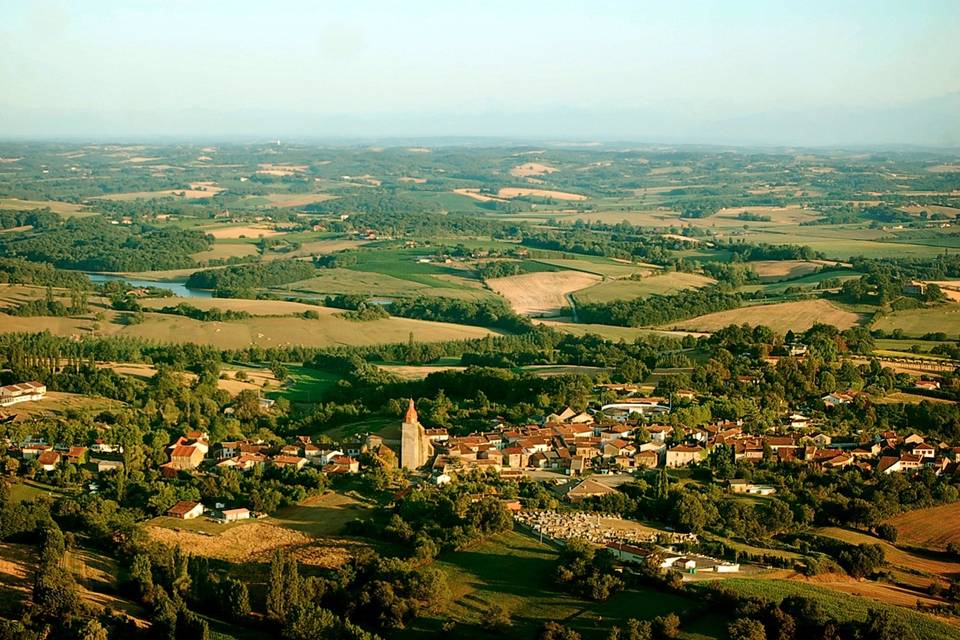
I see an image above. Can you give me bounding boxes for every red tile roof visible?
[167,500,201,516]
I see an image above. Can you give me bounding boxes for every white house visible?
[167,501,204,520]
[90,440,123,454]
[221,508,251,522]
[0,381,46,407]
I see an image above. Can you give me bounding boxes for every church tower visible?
[400,398,431,470]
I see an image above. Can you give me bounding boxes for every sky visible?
[1,0,959,145]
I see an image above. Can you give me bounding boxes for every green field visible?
[315,416,400,442]
[669,299,863,334]
[147,491,373,538]
[280,268,429,296]
[538,319,700,339]
[270,491,373,537]
[875,338,957,351]
[740,227,955,260]
[349,248,483,289]
[146,515,253,535]
[0,197,95,217]
[0,303,497,349]
[699,533,804,561]
[273,365,342,403]
[575,272,715,303]
[7,480,71,503]
[521,364,611,377]
[279,266,495,301]
[399,530,722,640]
[533,257,658,278]
[695,579,960,640]
[740,269,862,295]
[872,305,960,338]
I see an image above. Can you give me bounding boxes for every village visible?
[5,373,959,538]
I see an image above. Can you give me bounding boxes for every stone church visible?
[400,398,433,470]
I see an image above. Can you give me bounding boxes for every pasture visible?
[452,188,505,202]
[0,542,34,619]
[0,301,497,348]
[574,272,715,303]
[0,390,123,418]
[104,361,278,395]
[816,526,960,588]
[873,391,955,405]
[204,225,287,239]
[116,311,496,348]
[737,228,951,260]
[0,541,147,626]
[377,364,465,380]
[271,492,373,537]
[95,188,222,200]
[276,365,342,403]
[532,257,658,278]
[147,492,372,569]
[283,268,431,297]
[886,503,960,551]
[0,198,92,216]
[400,530,720,640]
[7,480,71,503]
[138,296,325,316]
[509,162,558,177]
[667,299,862,334]
[537,319,703,340]
[872,305,960,338]
[497,187,587,201]
[346,249,496,297]
[239,193,336,207]
[714,205,822,225]
[256,163,308,175]
[696,579,959,639]
[749,260,822,281]
[192,242,260,262]
[486,270,600,316]
[742,270,861,295]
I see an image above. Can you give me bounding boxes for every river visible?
[84,273,213,299]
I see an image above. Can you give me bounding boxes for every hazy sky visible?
[1,0,959,144]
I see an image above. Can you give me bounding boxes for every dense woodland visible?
[0,217,211,272]
[185,260,317,295]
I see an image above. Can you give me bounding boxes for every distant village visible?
[5,373,959,531]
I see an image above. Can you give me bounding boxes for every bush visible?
[874,524,898,543]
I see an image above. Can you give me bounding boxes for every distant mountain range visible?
[1,92,958,148]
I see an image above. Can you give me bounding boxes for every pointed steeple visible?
[404,398,418,424]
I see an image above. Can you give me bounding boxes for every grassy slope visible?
[0,308,496,349]
[872,304,960,338]
[574,272,715,303]
[399,531,722,640]
[271,365,341,403]
[666,299,862,334]
[532,257,657,278]
[695,579,960,640]
[885,503,960,551]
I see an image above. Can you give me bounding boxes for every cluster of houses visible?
[160,431,364,477]
[875,431,956,474]
[402,401,960,481]
[18,436,90,472]
[6,429,367,479]
[426,407,673,477]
